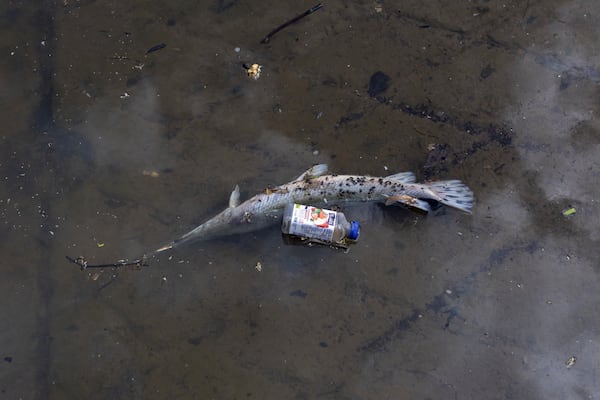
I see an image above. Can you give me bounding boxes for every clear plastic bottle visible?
[281,203,360,245]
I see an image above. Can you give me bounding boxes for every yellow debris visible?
[246,63,262,80]
[142,170,160,178]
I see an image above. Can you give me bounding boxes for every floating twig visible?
[260,3,323,44]
[146,43,166,54]
[65,255,149,271]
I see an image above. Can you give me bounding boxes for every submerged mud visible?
[1,1,599,399]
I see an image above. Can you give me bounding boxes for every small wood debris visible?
[255,262,262,272]
[246,63,262,80]
[142,170,160,178]
[91,271,102,281]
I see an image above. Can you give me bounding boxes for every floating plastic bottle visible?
[281,203,360,247]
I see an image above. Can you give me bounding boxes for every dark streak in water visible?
[358,241,538,353]
[334,112,364,129]
[393,100,513,146]
[31,4,56,397]
[386,98,513,166]
[146,43,166,54]
[290,289,307,298]
[210,0,237,14]
[31,6,94,166]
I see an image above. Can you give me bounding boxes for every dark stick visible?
[146,43,166,54]
[66,255,149,271]
[260,3,323,44]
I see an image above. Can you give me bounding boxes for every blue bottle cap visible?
[348,221,360,241]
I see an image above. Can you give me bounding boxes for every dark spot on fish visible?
[146,43,166,54]
[368,71,390,97]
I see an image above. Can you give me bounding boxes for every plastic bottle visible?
[281,203,360,245]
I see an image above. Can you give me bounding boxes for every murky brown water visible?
[1,1,599,399]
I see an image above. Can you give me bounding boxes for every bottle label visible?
[288,204,336,242]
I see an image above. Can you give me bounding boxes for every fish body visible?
[152,164,473,254]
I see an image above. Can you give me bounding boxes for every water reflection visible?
[2,1,600,398]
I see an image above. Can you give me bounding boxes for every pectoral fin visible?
[385,195,431,213]
[385,194,415,206]
[229,184,241,208]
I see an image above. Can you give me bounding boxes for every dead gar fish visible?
[151,164,473,254]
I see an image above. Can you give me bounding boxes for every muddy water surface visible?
[1,1,599,399]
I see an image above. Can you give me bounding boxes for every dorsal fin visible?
[385,171,416,184]
[295,164,328,181]
[229,185,240,208]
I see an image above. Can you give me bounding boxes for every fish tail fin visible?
[426,180,474,213]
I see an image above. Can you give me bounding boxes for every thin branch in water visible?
[65,255,149,271]
[260,3,323,44]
